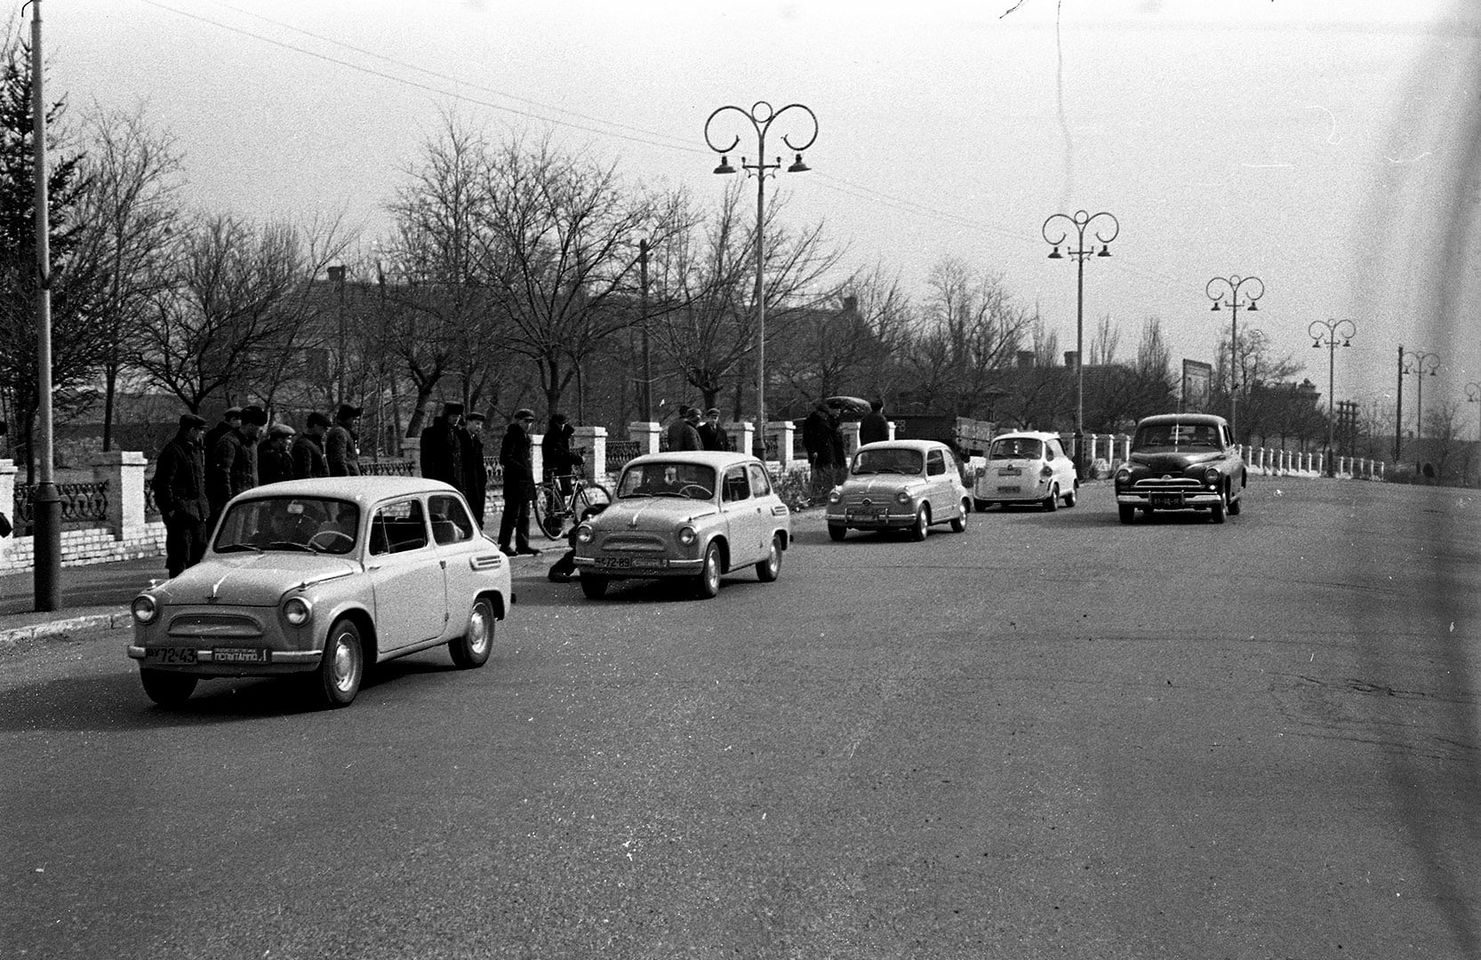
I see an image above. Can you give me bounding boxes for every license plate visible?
[998,467,1021,476]
[213,647,270,664]
[998,485,1021,493]
[597,556,633,568]
[144,647,197,665]
[1151,494,1183,509]
[847,507,886,520]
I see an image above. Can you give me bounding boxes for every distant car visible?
[972,431,1078,511]
[824,439,972,541]
[571,451,792,600]
[127,477,513,708]
[1114,413,1247,524]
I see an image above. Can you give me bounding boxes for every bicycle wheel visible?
[533,484,566,540]
[573,482,612,520]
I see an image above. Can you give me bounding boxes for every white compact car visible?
[972,431,1078,511]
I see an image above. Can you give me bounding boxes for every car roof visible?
[857,439,949,453]
[1136,413,1228,427]
[235,476,461,508]
[990,431,1061,442]
[623,451,763,469]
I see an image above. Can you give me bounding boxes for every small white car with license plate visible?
[127,477,513,709]
[972,431,1078,511]
[572,451,792,600]
[824,440,972,541]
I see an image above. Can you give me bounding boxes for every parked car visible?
[571,451,792,600]
[824,439,972,541]
[972,430,1078,511]
[127,477,513,708]
[1114,413,1247,524]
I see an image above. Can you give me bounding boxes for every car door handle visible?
[367,564,383,572]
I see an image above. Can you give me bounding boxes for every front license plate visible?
[144,647,197,665]
[213,647,270,664]
[597,556,633,569]
[847,508,886,520]
[1151,494,1183,509]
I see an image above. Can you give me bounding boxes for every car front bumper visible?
[127,644,322,675]
[572,555,704,578]
[1116,490,1223,508]
[825,507,917,528]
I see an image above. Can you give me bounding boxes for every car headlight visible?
[282,596,312,627]
[1115,469,1132,486]
[1202,467,1220,488]
[131,595,158,624]
[827,489,842,504]
[677,525,697,546]
[576,523,594,544]
[895,490,912,505]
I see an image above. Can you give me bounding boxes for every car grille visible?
[1132,477,1201,490]
[167,612,264,639]
[839,491,898,508]
[598,533,668,553]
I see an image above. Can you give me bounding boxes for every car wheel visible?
[909,506,929,542]
[1043,484,1059,512]
[755,535,783,582]
[449,597,494,669]
[1063,483,1078,508]
[695,542,722,598]
[139,668,197,707]
[317,618,364,708]
[1228,489,1242,516]
[950,499,969,532]
[1118,504,1136,524]
[580,574,609,600]
[827,523,847,542]
[1211,492,1227,524]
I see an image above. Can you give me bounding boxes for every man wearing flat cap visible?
[698,407,730,451]
[292,411,331,479]
[204,407,242,463]
[327,403,362,477]
[420,400,465,493]
[257,423,297,486]
[208,405,266,529]
[460,411,489,527]
[665,406,703,452]
[153,413,211,577]
[498,408,541,556]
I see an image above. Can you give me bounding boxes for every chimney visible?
[1064,350,1079,368]
[1017,350,1035,369]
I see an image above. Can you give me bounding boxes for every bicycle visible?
[532,464,612,540]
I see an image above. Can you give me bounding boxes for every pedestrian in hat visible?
[257,423,297,486]
[540,412,582,497]
[292,411,331,479]
[420,400,465,491]
[697,407,730,451]
[460,410,489,528]
[497,408,541,556]
[326,403,362,477]
[208,405,267,529]
[665,406,703,452]
[204,407,242,463]
[859,399,889,446]
[203,407,242,516]
[152,413,211,578]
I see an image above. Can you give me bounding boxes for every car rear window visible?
[990,438,1044,460]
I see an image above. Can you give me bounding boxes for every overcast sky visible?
[41,0,1481,429]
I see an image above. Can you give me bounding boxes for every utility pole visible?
[639,239,652,422]
[1394,343,1403,464]
[29,0,60,611]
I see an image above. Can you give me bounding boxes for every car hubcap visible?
[331,635,356,692]
[470,607,490,653]
[706,553,719,588]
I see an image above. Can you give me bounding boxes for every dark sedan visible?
[1113,414,1247,524]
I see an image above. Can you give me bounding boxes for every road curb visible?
[0,610,131,649]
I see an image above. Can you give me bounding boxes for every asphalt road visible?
[3,479,1478,960]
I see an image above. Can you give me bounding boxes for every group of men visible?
[151,403,366,577]
[663,406,732,452]
[803,399,889,494]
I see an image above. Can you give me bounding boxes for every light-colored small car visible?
[825,440,972,541]
[972,430,1078,511]
[127,477,513,709]
[572,451,792,600]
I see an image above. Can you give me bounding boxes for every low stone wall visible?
[0,521,167,573]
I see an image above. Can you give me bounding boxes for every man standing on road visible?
[292,412,331,479]
[209,405,266,531]
[802,400,836,497]
[497,408,541,557]
[152,413,211,578]
[326,403,362,477]
[203,407,241,461]
[461,411,489,529]
[859,399,889,446]
[420,401,465,492]
[257,423,297,486]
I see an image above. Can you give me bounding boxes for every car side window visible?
[428,494,475,545]
[927,450,946,476]
[722,466,751,502]
[747,463,772,496]
[369,498,428,555]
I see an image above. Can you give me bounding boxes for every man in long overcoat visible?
[859,399,889,446]
[665,407,703,451]
[420,401,465,491]
[326,404,362,476]
[209,405,266,530]
[292,412,331,479]
[153,413,211,577]
[257,423,297,485]
[497,408,540,556]
[460,411,489,528]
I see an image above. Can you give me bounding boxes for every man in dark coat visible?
[326,403,363,476]
[497,408,540,557]
[665,406,703,452]
[292,412,331,479]
[153,413,211,577]
[802,400,837,497]
[540,413,583,496]
[203,407,241,462]
[208,405,266,531]
[859,399,889,446]
[460,411,489,528]
[257,423,297,485]
[420,401,465,491]
[697,407,730,451]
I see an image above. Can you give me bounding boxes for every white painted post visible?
[629,421,661,456]
[399,436,421,472]
[886,420,897,441]
[93,450,147,537]
[529,433,545,479]
[0,458,15,556]
[573,425,607,481]
[726,421,754,456]
[770,420,796,467]
[842,421,861,459]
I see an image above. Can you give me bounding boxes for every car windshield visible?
[617,462,717,500]
[852,448,924,476]
[1132,423,1220,452]
[214,496,361,555]
[989,438,1044,461]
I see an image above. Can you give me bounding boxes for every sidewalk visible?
[0,555,164,647]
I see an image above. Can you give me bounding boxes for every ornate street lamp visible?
[1042,209,1119,472]
[704,101,818,458]
[1309,318,1356,476]
[1401,349,1440,441]
[1205,274,1265,443]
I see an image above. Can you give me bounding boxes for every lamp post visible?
[1466,381,1481,444]
[704,100,817,459]
[1400,349,1440,442]
[1308,318,1356,476]
[29,0,60,611]
[1042,209,1119,472]
[1205,274,1264,444]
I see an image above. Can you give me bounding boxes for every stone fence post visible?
[92,450,147,536]
[725,421,754,456]
[886,420,897,441]
[629,421,661,456]
[574,425,607,481]
[399,436,421,470]
[0,459,14,549]
[529,433,545,479]
[769,420,796,467]
[842,422,861,459]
